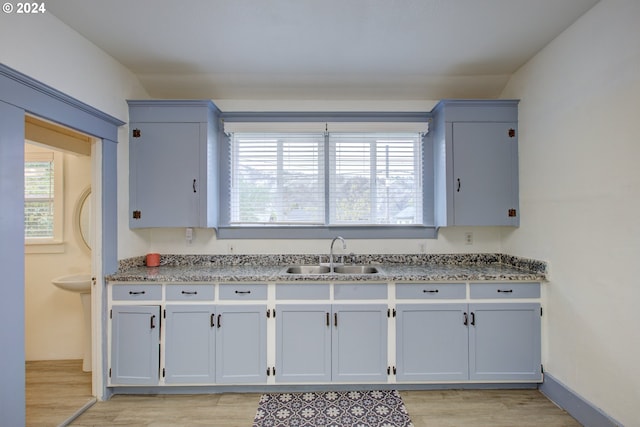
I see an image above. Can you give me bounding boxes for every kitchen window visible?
[219,117,434,239]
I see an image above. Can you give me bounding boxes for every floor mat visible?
[252,389,413,427]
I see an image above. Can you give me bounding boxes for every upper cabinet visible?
[432,100,520,227]
[128,100,220,228]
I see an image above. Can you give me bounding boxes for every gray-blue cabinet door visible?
[215,305,267,384]
[469,303,542,381]
[275,304,331,383]
[110,305,160,385]
[396,303,468,381]
[332,304,388,382]
[452,121,519,226]
[129,122,202,228]
[164,305,216,384]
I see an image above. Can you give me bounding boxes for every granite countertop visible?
[106,253,547,283]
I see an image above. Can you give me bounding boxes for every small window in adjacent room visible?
[24,145,64,246]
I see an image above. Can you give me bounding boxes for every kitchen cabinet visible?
[396,303,468,381]
[332,304,388,382]
[215,304,268,384]
[110,305,160,385]
[433,99,520,226]
[164,305,216,384]
[128,100,220,228]
[469,303,541,381]
[275,303,332,382]
[275,283,388,383]
[395,282,542,382]
[275,303,388,383]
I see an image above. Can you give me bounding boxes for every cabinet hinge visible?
[541,364,544,374]
[110,309,112,319]
[163,309,166,319]
[508,208,517,217]
[540,307,543,316]
[108,368,111,378]
[132,129,141,138]
[132,210,141,219]
[508,128,516,138]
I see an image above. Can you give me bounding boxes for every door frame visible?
[0,64,125,422]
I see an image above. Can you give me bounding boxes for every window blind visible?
[230,133,325,225]
[329,133,422,225]
[24,153,55,238]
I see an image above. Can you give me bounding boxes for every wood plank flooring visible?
[69,389,581,427]
[26,359,94,427]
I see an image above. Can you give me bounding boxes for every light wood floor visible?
[26,359,94,427]
[68,388,582,427]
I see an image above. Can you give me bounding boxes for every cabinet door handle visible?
[210,313,215,328]
[470,312,476,326]
[463,312,468,326]
[181,290,197,295]
[457,178,461,192]
[334,313,338,327]
[497,289,513,293]
[423,289,439,293]
[150,315,156,329]
[129,290,145,295]
[193,179,197,193]
[217,314,221,328]
[326,312,330,326]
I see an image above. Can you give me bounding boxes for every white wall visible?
[24,146,91,360]
[500,1,640,425]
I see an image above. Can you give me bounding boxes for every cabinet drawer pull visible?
[463,312,468,326]
[210,313,215,328]
[235,290,251,294]
[129,290,145,295]
[326,312,330,326]
[334,313,338,327]
[217,314,221,328]
[470,312,476,326]
[457,178,461,192]
[181,290,198,295]
[193,179,197,193]
[423,289,439,293]
[150,315,156,329]
[497,289,513,293]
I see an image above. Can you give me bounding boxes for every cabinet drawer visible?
[276,283,329,300]
[334,283,387,300]
[396,283,465,299]
[166,284,214,301]
[219,284,267,300]
[470,282,540,299]
[112,284,162,301]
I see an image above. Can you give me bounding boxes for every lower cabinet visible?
[396,302,542,382]
[164,305,216,384]
[110,305,161,385]
[275,303,388,383]
[215,304,268,384]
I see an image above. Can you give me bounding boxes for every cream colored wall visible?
[24,146,91,360]
[500,1,640,425]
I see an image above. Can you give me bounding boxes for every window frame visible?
[24,146,64,250]
[218,112,435,239]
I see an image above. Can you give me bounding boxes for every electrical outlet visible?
[464,232,473,245]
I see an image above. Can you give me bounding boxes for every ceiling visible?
[48,0,599,104]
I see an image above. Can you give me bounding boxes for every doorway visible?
[24,116,98,425]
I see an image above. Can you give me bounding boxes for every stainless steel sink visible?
[333,265,379,274]
[286,265,331,274]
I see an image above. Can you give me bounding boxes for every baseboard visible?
[539,373,621,427]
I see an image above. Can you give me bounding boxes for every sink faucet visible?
[329,236,346,272]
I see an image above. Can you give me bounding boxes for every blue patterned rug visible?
[252,390,413,427]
